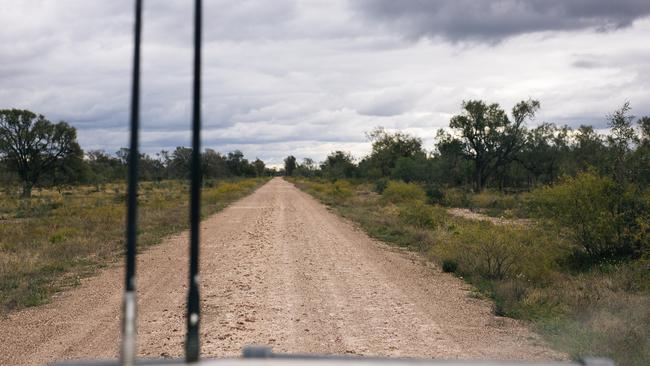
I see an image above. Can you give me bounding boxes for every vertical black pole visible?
[186,0,202,362]
[122,0,142,365]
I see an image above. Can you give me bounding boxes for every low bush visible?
[381,181,426,204]
[441,259,458,273]
[425,183,444,204]
[397,201,446,229]
[330,180,354,203]
[374,178,389,194]
[469,190,518,211]
[441,187,470,207]
[530,172,649,262]
[434,222,564,282]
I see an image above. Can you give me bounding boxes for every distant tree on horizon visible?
[253,158,266,177]
[284,155,296,176]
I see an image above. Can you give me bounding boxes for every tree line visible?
[0,109,274,197]
[282,99,650,262]
[3,100,649,198]
[286,99,650,193]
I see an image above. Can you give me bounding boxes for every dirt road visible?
[0,178,563,365]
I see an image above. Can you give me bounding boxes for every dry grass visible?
[0,178,268,314]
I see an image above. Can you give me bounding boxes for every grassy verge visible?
[0,178,268,314]
[288,177,650,366]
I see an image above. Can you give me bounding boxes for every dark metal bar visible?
[121,0,142,365]
[186,0,202,362]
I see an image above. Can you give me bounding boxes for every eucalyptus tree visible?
[448,99,539,191]
[284,155,296,176]
[365,127,425,177]
[0,109,82,197]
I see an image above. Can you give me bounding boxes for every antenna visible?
[186,0,203,362]
[121,0,142,365]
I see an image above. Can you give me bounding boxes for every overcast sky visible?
[2,0,650,166]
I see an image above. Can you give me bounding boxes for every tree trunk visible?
[475,163,484,192]
[22,182,33,198]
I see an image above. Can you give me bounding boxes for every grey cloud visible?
[3,1,650,165]
[353,0,650,42]
[572,60,604,69]
[356,93,416,117]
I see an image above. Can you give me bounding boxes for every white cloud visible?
[1,1,649,165]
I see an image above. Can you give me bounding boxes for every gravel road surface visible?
[0,178,564,365]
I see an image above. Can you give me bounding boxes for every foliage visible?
[468,190,519,211]
[531,172,649,261]
[0,109,83,197]
[253,158,266,177]
[226,150,256,177]
[329,180,354,203]
[391,156,432,183]
[294,158,317,177]
[441,188,470,207]
[516,123,570,185]
[293,178,650,365]
[373,178,389,194]
[320,151,356,179]
[202,148,229,179]
[381,181,426,204]
[284,155,297,176]
[448,99,540,191]
[441,259,458,273]
[365,127,426,177]
[397,201,445,229]
[434,221,563,281]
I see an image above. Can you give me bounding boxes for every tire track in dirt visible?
[0,178,564,365]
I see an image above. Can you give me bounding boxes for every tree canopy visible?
[0,109,82,196]
[448,99,539,191]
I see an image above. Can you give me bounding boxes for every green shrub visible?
[425,183,444,204]
[469,190,518,210]
[398,202,446,229]
[434,222,563,282]
[329,180,354,202]
[381,181,426,204]
[374,178,389,194]
[441,187,470,207]
[442,259,458,273]
[530,172,649,262]
[398,201,431,228]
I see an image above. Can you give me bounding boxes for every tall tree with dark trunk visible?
[253,158,266,177]
[449,99,539,191]
[0,109,82,197]
[284,155,296,176]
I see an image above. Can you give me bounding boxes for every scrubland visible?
[0,178,267,314]
[290,177,649,366]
